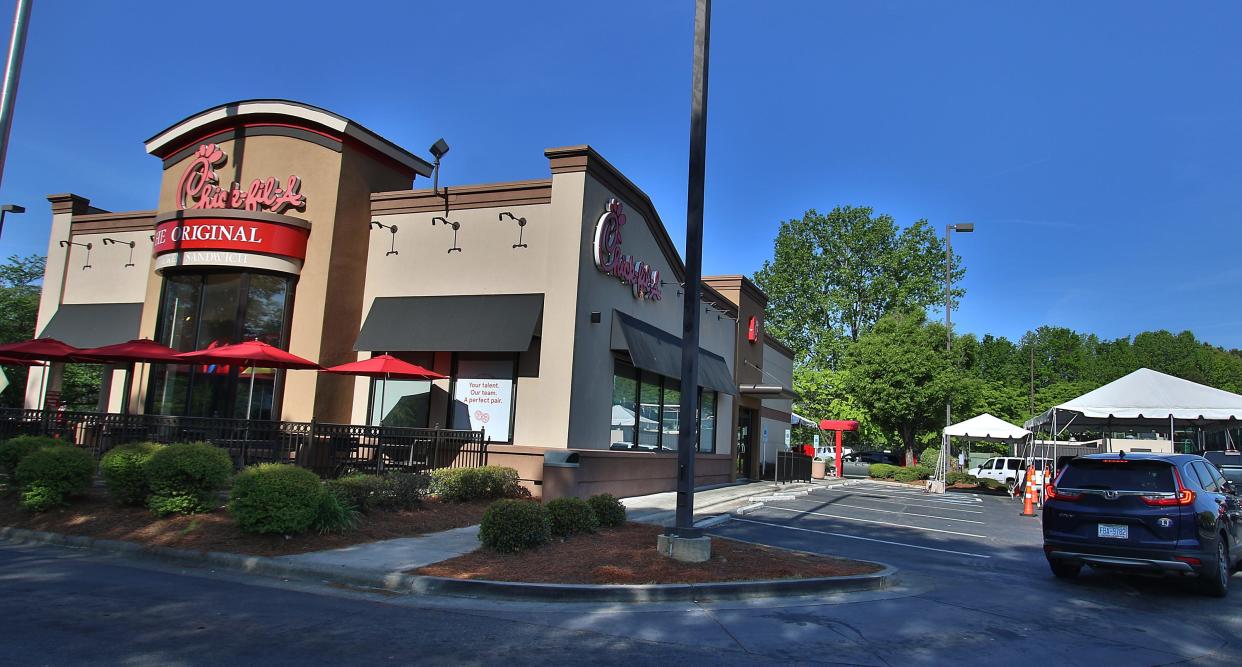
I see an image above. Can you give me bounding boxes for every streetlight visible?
[0,202,23,238]
[938,222,973,492]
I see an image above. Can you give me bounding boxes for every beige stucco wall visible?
[59,229,153,305]
[566,173,734,455]
[24,204,76,408]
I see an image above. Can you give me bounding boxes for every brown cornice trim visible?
[71,210,157,234]
[701,282,739,317]
[48,193,95,216]
[765,336,796,360]
[370,179,552,215]
[704,274,769,306]
[545,145,687,282]
[760,407,792,423]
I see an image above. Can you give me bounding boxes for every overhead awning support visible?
[611,310,736,395]
[38,303,143,349]
[739,384,800,401]
[355,294,543,352]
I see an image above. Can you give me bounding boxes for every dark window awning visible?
[355,294,543,352]
[739,384,801,401]
[38,303,143,348]
[611,311,736,395]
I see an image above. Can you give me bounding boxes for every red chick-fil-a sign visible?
[592,198,662,301]
[152,217,309,260]
[177,143,306,213]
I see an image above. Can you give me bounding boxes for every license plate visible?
[1098,523,1129,539]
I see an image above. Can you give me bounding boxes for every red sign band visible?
[152,217,309,260]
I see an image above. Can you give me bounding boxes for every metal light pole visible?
[939,222,973,489]
[0,0,31,190]
[0,202,24,238]
[672,0,711,535]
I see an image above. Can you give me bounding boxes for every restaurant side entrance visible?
[737,406,755,479]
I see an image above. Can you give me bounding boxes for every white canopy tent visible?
[1025,368,1242,429]
[945,413,1031,441]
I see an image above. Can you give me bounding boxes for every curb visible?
[0,525,896,603]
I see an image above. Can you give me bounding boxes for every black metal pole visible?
[0,0,31,190]
[673,0,711,534]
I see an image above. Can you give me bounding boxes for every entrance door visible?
[737,407,754,479]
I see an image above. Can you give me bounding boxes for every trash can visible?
[542,450,581,500]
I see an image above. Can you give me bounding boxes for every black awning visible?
[355,294,543,352]
[38,303,143,348]
[611,311,736,395]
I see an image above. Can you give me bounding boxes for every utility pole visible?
[0,0,31,190]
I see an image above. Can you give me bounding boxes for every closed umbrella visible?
[322,354,445,425]
[75,339,183,414]
[177,340,320,419]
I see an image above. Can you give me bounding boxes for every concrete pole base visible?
[657,534,712,563]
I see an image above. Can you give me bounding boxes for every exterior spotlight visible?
[429,138,449,193]
[951,223,975,233]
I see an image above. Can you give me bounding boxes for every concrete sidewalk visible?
[274,525,481,574]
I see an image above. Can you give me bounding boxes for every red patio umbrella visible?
[74,339,184,414]
[323,355,446,425]
[177,340,320,419]
[0,338,84,409]
[0,355,39,366]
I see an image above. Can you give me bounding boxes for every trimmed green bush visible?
[430,466,522,502]
[892,467,922,482]
[479,499,551,553]
[545,497,598,538]
[99,442,165,505]
[229,464,324,534]
[919,448,941,468]
[946,471,979,486]
[868,463,899,479]
[312,491,361,534]
[980,478,1006,491]
[144,442,233,516]
[587,493,626,528]
[325,472,430,513]
[14,445,94,512]
[0,435,65,478]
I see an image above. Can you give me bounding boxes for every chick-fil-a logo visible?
[592,198,662,301]
[177,143,306,214]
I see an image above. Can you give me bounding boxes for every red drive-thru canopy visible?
[820,419,860,478]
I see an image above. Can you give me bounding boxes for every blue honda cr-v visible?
[1043,452,1242,597]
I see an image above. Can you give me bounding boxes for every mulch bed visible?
[0,488,489,557]
[412,522,882,585]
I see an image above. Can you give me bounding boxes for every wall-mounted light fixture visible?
[101,237,137,267]
[59,239,92,269]
[369,220,399,256]
[660,279,683,298]
[431,216,462,253]
[498,211,528,248]
[0,203,24,239]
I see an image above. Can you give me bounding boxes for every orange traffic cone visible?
[1020,466,1037,517]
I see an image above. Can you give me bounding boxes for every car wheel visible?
[1005,478,1016,493]
[1200,540,1230,598]
[1049,558,1081,579]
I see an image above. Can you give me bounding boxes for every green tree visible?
[844,311,958,465]
[792,367,893,451]
[0,255,45,408]
[754,206,962,367]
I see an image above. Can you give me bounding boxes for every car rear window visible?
[1056,459,1175,492]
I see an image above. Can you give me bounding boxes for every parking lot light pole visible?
[0,203,24,238]
[940,223,974,489]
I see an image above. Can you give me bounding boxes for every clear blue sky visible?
[0,1,1239,347]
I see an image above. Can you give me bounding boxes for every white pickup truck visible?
[969,457,1054,490]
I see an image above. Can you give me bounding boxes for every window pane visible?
[610,362,638,450]
[638,372,661,451]
[237,274,290,420]
[372,378,431,427]
[661,378,680,451]
[451,357,515,441]
[698,390,716,453]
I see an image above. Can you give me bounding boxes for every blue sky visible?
[0,1,1239,347]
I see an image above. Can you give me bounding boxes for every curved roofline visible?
[144,99,433,177]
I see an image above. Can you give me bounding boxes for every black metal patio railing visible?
[775,451,813,483]
[0,408,487,478]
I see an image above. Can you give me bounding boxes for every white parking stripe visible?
[776,498,985,524]
[730,517,992,559]
[847,487,982,505]
[810,489,985,514]
[758,505,988,538]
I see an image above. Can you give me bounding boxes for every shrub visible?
[911,465,933,480]
[868,463,898,479]
[14,445,95,512]
[545,497,598,538]
[430,466,522,502]
[947,471,979,486]
[980,478,1006,491]
[144,442,233,516]
[229,464,325,535]
[586,493,626,528]
[479,499,551,553]
[0,435,64,478]
[312,489,361,534]
[892,467,922,482]
[327,472,431,513]
[99,442,165,505]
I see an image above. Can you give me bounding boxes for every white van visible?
[970,457,1053,489]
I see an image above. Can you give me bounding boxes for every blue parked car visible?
[1043,452,1242,597]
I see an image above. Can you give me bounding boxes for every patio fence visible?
[0,408,487,478]
[775,451,813,483]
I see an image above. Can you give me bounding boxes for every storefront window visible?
[638,371,661,450]
[451,356,516,442]
[698,390,716,453]
[147,270,294,419]
[370,352,434,428]
[661,378,681,451]
[610,363,639,448]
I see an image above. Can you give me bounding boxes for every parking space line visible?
[730,517,992,559]
[810,489,984,513]
[776,498,985,524]
[845,487,983,505]
[758,505,988,538]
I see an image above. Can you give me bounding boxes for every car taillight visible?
[1140,469,1195,506]
[1046,484,1081,502]
[1175,556,1201,567]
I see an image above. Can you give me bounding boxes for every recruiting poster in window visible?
[452,359,514,441]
